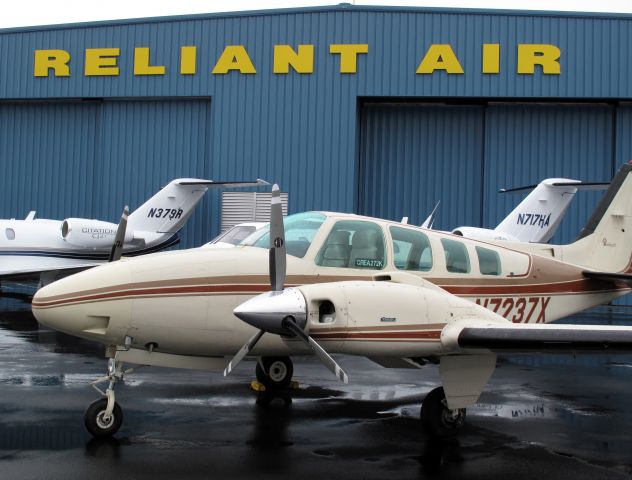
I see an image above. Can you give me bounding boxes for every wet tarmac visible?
[1,294,632,479]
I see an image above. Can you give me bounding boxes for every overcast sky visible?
[1,0,631,29]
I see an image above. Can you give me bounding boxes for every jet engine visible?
[61,218,132,248]
[451,226,519,242]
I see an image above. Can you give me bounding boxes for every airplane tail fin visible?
[494,179,607,244]
[127,179,268,235]
[561,162,632,273]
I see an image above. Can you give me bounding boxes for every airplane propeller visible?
[223,185,348,383]
[108,206,129,262]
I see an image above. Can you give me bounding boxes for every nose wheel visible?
[85,356,139,437]
[420,387,466,438]
[255,356,294,389]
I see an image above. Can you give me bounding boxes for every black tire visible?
[84,398,123,438]
[256,356,294,389]
[420,387,466,438]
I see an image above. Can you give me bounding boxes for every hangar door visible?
[358,104,485,231]
[0,99,212,248]
[359,103,614,244]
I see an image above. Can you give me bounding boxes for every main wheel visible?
[420,387,466,438]
[256,356,294,389]
[84,398,123,437]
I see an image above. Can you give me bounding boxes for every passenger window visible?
[476,246,501,275]
[441,238,470,273]
[390,226,433,271]
[316,220,385,270]
[5,228,15,240]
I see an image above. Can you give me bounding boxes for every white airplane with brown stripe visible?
[32,164,632,438]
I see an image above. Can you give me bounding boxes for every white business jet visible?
[451,178,608,242]
[0,178,267,285]
[32,164,632,438]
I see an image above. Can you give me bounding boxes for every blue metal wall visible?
[0,5,632,259]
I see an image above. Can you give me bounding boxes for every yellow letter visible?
[180,46,197,75]
[416,44,464,74]
[482,44,500,74]
[134,47,166,76]
[211,46,256,74]
[34,50,71,77]
[273,45,314,74]
[85,48,120,76]
[517,44,561,74]
[329,44,368,74]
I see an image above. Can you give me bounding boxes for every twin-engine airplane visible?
[0,179,267,286]
[32,163,632,438]
[451,177,608,243]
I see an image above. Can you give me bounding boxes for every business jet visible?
[0,178,267,286]
[32,164,632,438]
[450,178,608,243]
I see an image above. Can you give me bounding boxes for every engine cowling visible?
[61,218,132,248]
[451,226,519,242]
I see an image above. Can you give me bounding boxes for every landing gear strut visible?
[256,356,294,389]
[420,387,466,438]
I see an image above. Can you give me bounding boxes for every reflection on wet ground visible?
[1,297,632,479]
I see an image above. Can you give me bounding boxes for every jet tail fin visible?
[127,179,268,235]
[561,163,632,273]
[494,178,607,243]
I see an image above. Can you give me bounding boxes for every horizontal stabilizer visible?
[458,324,632,352]
[177,179,269,187]
[582,270,632,286]
[499,181,608,194]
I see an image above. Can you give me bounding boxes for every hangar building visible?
[1,5,631,303]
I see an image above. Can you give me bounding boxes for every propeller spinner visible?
[223,184,348,383]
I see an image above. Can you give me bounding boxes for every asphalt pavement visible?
[1,294,632,479]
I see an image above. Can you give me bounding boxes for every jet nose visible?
[32,261,132,343]
[233,287,307,335]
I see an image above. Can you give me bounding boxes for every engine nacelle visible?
[451,226,519,242]
[61,218,132,248]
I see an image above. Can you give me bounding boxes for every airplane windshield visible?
[241,212,327,258]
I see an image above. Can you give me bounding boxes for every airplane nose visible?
[233,287,307,335]
[32,261,132,344]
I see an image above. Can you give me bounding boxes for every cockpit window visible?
[316,220,385,269]
[248,212,326,258]
[5,228,15,240]
[441,238,471,274]
[390,226,433,271]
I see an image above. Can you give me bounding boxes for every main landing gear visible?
[255,356,294,389]
[420,387,466,438]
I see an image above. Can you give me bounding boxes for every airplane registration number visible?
[147,208,184,219]
[475,296,551,323]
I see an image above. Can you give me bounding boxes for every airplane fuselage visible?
[32,212,631,365]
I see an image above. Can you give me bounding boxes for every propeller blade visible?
[223,329,265,377]
[269,184,286,292]
[282,318,349,384]
[108,206,129,262]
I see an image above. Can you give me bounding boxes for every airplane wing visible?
[582,270,632,287]
[0,264,96,283]
[445,321,632,353]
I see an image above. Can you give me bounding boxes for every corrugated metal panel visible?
[483,104,613,244]
[358,104,484,230]
[0,102,100,220]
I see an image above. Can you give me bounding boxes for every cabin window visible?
[476,246,501,275]
[389,226,433,271]
[251,212,326,258]
[316,220,385,270]
[5,228,15,240]
[441,238,470,273]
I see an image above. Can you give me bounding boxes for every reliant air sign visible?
[33,43,561,77]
